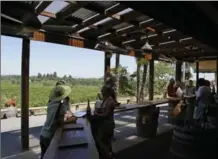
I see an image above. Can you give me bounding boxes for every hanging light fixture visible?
[141,29,152,51]
[141,40,152,51]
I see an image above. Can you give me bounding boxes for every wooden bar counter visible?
[43,122,90,159]
[43,100,172,159]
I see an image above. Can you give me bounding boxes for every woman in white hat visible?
[40,84,77,159]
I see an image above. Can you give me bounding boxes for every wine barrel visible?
[170,126,218,159]
[136,106,160,138]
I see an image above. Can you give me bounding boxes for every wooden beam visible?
[44,2,90,25]
[118,1,218,50]
[3,30,151,60]
[21,38,30,151]
[116,29,187,47]
[149,59,154,100]
[167,50,218,58]
[101,21,168,42]
[216,59,218,93]
[152,38,196,50]
[40,11,56,18]
[80,9,142,39]
[175,61,182,82]
[72,3,127,34]
[115,54,120,94]
[98,15,167,41]
[104,52,111,83]
[35,1,52,14]
[83,3,106,14]
[96,42,152,59]
[31,31,96,49]
[182,56,218,62]
[196,61,199,87]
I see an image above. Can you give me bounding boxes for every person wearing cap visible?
[40,84,77,159]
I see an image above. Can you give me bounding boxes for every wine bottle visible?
[87,99,91,116]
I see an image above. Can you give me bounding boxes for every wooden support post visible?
[149,59,154,101]
[182,62,186,82]
[136,106,159,138]
[115,54,120,95]
[104,52,111,83]
[196,61,199,89]
[21,38,30,151]
[216,60,218,93]
[175,61,182,82]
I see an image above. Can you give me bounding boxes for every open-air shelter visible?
[1,1,218,153]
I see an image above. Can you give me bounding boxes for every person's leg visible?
[40,136,51,159]
[91,124,103,159]
[96,128,114,159]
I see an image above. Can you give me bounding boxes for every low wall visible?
[113,124,173,159]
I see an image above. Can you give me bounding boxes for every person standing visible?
[40,84,77,159]
[167,78,177,98]
[88,85,116,159]
[184,80,196,122]
[184,80,196,96]
[167,79,183,124]
[193,78,212,125]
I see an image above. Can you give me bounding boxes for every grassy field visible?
[1,82,101,108]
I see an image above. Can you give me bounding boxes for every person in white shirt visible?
[193,79,212,124]
[174,80,184,98]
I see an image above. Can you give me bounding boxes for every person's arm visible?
[63,116,77,124]
[58,106,77,125]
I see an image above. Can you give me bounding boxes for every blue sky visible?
[1,36,137,78]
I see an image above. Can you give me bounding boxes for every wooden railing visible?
[1,98,132,118]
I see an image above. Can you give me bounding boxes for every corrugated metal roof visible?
[72,8,97,21]
[1,1,218,61]
[93,1,118,9]
[113,22,132,30]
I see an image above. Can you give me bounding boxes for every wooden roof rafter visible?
[42,1,92,26]
[35,1,53,14]
[118,1,218,51]
[2,1,218,62]
[71,3,127,35]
